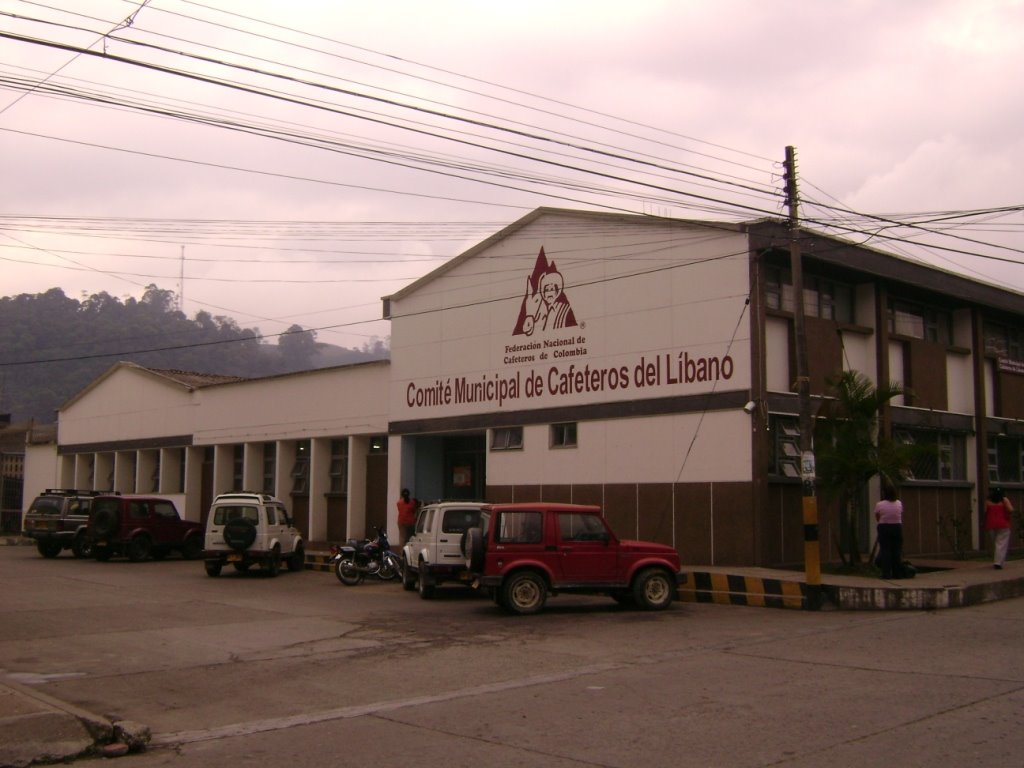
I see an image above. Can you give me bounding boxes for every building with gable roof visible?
[24,208,1024,565]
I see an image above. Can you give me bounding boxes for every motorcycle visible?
[330,526,401,585]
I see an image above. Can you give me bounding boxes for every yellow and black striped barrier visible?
[679,571,807,609]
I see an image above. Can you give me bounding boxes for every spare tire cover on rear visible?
[462,527,485,572]
[223,518,257,551]
[90,506,120,538]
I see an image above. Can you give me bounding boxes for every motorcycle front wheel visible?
[335,558,363,585]
[378,554,401,581]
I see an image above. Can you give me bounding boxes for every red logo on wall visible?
[513,247,578,336]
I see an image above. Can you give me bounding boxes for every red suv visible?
[87,495,204,562]
[462,503,684,615]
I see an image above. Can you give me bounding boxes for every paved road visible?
[2,545,1023,767]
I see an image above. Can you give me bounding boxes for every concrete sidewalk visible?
[0,675,110,768]
[680,557,1024,610]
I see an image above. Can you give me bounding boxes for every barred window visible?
[896,428,966,482]
[985,322,1022,362]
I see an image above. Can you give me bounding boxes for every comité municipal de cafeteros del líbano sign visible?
[403,246,742,413]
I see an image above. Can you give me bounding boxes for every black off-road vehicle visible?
[22,489,103,558]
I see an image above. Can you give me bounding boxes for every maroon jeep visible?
[462,503,684,615]
[87,495,204,562]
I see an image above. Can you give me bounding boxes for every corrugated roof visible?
[145,368,248,388]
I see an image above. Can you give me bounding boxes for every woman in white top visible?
[874,484,904,579]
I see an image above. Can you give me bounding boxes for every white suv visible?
[401,501,484,598]
[203,492,305,577]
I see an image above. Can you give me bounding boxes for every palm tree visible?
[814,371,910,565]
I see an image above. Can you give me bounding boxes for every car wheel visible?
[180,535,203,561]
[93,545,112,562]
[205,560,222,577]
[501,571,547,615]
[223,518,257,551]
[288,544,305,572]
[462,527,485,572]
[36,540,62,559]
[266,547,281,577]
[127,535,152,562]
[90,507,119,539]
[71,532,92,559]
[632,568,674,611]
[401,557,416,591]
[417,558,435,599]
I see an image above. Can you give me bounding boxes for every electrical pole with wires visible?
[784,145,821,610]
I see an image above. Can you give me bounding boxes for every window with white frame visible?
[491,427,523,451]
[888,300,952,345]
[291,441,310,494]
[329,439,348,494]
[764,266,855,323]
[550,422,577,449]
[262,443,276,494]
[232,444,244,491]
[988,435,1024,484]
[768,415,802,479]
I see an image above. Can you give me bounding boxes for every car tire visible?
[632,568,674,611]
[501,571,547,615]
[266,547,281,577]
[180,535,203,561]
[71,532,92,559]
[611,592,634,607]
[417,558,435,599]
[127,535,152,562]
[90,507,119,539]
[401,557,416,591]
[223,518,257,551]
[463,527,485,572]
[205,560,222,577]
[36,540,62,559]
[288,544,305,572]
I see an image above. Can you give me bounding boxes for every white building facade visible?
[28,208,1024,566]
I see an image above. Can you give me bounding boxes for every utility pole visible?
[784,146,821,610]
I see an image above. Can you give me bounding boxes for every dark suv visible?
[87,495,204,562]
[463,503,685,615]
[22,489,102,558]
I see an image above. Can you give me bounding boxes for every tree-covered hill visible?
[0,286,389,423]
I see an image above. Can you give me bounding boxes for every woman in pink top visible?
[984,487,1015,570]
[874,484,904,579]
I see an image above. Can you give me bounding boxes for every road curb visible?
[680,571,807,609]
[679,567,1024,611]
[0,676,113,767]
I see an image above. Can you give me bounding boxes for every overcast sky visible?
[2,0,1022,351]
